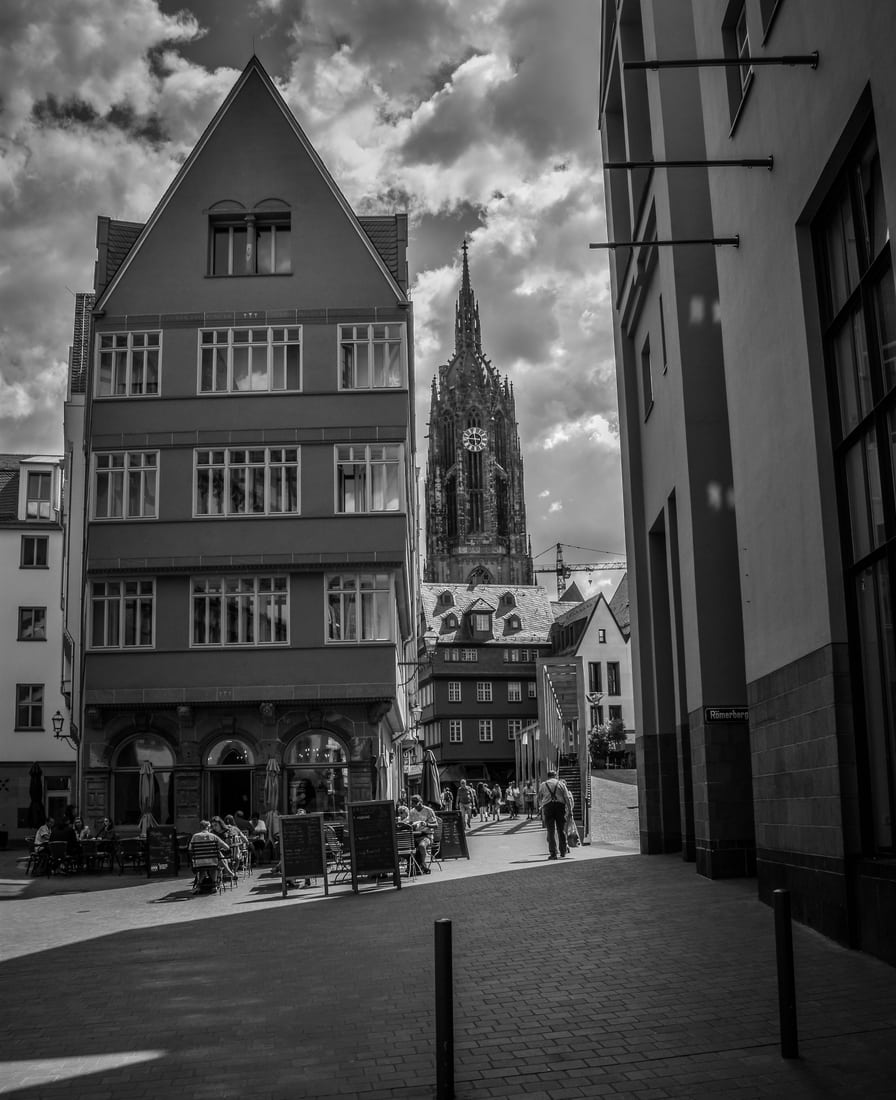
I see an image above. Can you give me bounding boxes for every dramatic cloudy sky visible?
[0,0,624,592]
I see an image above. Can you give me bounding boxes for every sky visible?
[0,0,624,595]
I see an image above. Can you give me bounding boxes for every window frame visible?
[478,719,494,743]
[448,681,462,703]
[209,213,292,277]
[325,572,393,645]
[527,681,537,699]
[191,575,289,648]
[18,606,47,641]
[335,443,404,514]
[448,719,463,743]
[607,661,621,696]
[193,447,300,518]
[20,535,49,569]
[198,326,302,394]
[476,681,493,703]
[95,330,162,398]
[93,450,158,521]
[507,718,523,741]
[507,681,522,703]
[90,579,156,649]
[25,471,53,520]
[15,683,44,730]
[338,323,406,390]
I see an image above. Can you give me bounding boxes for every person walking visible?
[522,779,536,820]
[490,782,502,820]
[477,783,490,822]
[456,780,474,828]
[538,768,574,860]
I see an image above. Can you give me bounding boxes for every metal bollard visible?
[773,888,799,1059]
[435,918,455,1100]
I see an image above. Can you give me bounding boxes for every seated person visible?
[73,817,91,840]
[396,804,410,825]
[249,812,267,861]
[34,818,53,850]
[96,817,116,841]
[49,817,81,867]
[408,796,438,874]
[189,819,230,886]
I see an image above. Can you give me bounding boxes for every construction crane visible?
[533,542,627,598]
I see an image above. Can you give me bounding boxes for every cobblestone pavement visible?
[2,776,895,1099]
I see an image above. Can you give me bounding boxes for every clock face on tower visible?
[462,426,488,452]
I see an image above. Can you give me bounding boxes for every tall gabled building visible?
[424,243,533,586]
[63,57,416,831]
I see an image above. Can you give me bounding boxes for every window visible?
[339,324,404,389]
[590,704,604,728]
[759,0,783,38]
[444,648,461,662]
[199,327,302,393]
[476,682,492,703]
[192,576,288,647]
[336,444,402,513]
[478,719,493,742]
[641,335,653,418]
[461,648,478,662]
[195,448,299,516]
[94,452,157,519]
[26,472,52,519]
[508,719,523,740]
[473,613,491,632]
[659,294,668,370]
[210,214,291,275]
[96,331,161,397]
[607,662,621,696]
[609,705,623,723]
[21,535,48,568]
[598,628,607,644]
[449,720,463,743]
[588,662,602,693]
[90,580,155,648]
[734,3,752,93]
[507,682,522,702]
[448,681,462,703]
[527,682,537,699]
[723,1,753,124]
[815,120,896,851]
[15,684,43,730]
[504,649,520,663]
[18,607,47,641]
[326,573,391,643]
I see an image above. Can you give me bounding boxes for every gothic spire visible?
[455,238,482,355]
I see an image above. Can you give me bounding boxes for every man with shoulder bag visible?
[537,768,575,860]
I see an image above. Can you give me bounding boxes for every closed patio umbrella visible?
[137,760,159,836]
[28,762,45,829]
[421,749,441,809]
[374,753,389,800]
[264,757,281,837]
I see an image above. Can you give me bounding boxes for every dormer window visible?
[498,591,517,614]
[473,613,490,632]
[26,471,53,520]
[508,615,520,630]
[437,590,455,610]
[444,614,458,630]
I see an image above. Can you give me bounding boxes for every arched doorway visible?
[112,734,175,826]
[284,733,348,820]
[205,738,256,820]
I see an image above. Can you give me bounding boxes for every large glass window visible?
[191,576,288,647]
[815,121,896,852]
[90,580,154,648]
[94,452,157,519]
[335,444,402,513]
[285,733,348,819]
[199,327,301,393]
[112,734,175,826]
[96,331,160,397]
[326,573,392,643]
[195,448,299,516]
[339,324,404,389]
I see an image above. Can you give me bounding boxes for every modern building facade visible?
[417,582,556,788]
[599,0,896,963]
[0,454,73,842]
[424,243,533,586]
[62,58,417,833]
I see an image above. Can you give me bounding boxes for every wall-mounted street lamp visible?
[51,710,81,751]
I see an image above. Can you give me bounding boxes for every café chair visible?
[117,837,146,875]
[46,840,76,876]
[189,839,224,894]
[395,824,419,879]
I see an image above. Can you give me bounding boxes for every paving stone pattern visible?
[2,776,895,1099]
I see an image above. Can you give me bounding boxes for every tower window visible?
[210,214,291,275]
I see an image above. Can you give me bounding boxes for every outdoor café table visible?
[79,839,113,872]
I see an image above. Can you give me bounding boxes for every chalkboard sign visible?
[279,814,328,896]
[146,826,179,878]
[435,811,469,860]
[347,800,401,892]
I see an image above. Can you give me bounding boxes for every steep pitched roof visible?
[94,56,408,309]
[608,572,630,639]
[420,583,556,645]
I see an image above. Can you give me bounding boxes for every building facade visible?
[0,455,73,842]
[599,0,896,963]
[62,58,417,833]
[417,582,556,789]
[424,243,533,586]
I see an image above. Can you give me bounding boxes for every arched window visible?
[112,734,175,827]
[205,737,256,820]
[205,739,256,767]
[285,733,349,819]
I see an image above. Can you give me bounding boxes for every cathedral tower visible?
[424,243,533,584]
